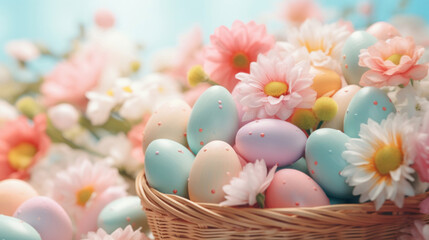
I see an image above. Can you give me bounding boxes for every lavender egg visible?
[235,119,307,168]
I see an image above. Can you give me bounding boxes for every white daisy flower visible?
[341,113,418,210]
[287,19,350,74]
[0,99,18,127]
[84,226,149,240]
[220,159,277,207]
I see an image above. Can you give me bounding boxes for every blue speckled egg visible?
[187,86,239,154]
[305,128,353,199]
[341,31,378,85]
[329,197,348,205]
[145,139,195,198]
[0,214,41,240]
[344,87,396,138]
[98,196,149,234]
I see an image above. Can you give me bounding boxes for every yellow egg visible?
[142,99,191,153]
[310,67,342,98]
[0,179,38,216]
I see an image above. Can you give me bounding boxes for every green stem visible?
[256,193,265,208]
[118,168,135,182]
[305,129,311,136]
[410,79,414,86]
[316,121,324,129]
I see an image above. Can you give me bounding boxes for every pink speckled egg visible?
[235,119,307,168]
[366,22,401,40]
[0,179,38,216]
[142,99,191,153]
[188,141,242,203]
[324,85,361,131]
[13,196,73,240]
[265,169,329,208]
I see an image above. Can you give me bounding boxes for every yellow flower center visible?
[374,145,402,175]
[106,86,132,96]
[8,143,37,170]
[106,89,114,96]
[232,53,249,69]
[76,186,95,207]
[264,81,289,98]
[386,54,402,65]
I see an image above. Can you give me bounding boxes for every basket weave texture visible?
[136,171,429,239]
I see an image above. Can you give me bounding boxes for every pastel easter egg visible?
[98,196,149,234]
[188,141,242,203]
[75,187,125,237]
[367,22,401,40]
[145,139,194,198]
[341,31,378,85]
[265,169,329,208]
[0,215,41,240]
[187,86,239,154]
[324,85,361,131]
[14,196,73,240]
[235,119,307,168]
[279,157,309,175]
[142,99,191,153]
[329,197,348,205]
[0,179,38,216]
[310,67,342,98]
[344,87,396,138]
[305,128,353,199]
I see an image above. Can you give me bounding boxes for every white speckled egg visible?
[341,31,378,85]
[13,196,73,240]
[188,141,242,203]
[324,85,361,131]
[143,99,191,153]
[0,215,41,240]
[187,86,239,154]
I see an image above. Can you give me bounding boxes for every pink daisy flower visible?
[234,53,316,121]
[414,109,429,182]
[84,226,149,240]
[359,36,428,87]
[51,159,127,236]
[279,0,322,25]
[0,115,50,180]
[204,20,275,92]
[41,48,105,108]
[127,116,150,163]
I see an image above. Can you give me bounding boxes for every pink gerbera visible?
[0,115,50,180]
[234,54,316,121]
[359,36,428,87]
[41,48,105,108]
[204,20,275,92]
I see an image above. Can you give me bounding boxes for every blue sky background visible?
[0,0,428,76]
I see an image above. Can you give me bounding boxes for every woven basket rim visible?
[136,170,428,232]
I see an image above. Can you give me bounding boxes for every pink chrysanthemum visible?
[51,159,127,236]
[234,53,316,121]
[41,49,105,108]
[84,226,149,240]
[414,109,429,182]
[0,115,50,180]
[204,20,275,91]
[359,36,428,87]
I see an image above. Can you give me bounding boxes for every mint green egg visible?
[305,128,353,199]
[342,31,377,85]
[97,196,149,234]
[145,139,194,198]
[344,87,396,138]
[0,215,41,240]
[279,157,309,175]
[187,86,239,154]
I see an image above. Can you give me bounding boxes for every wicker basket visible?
[136,171,429,239]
